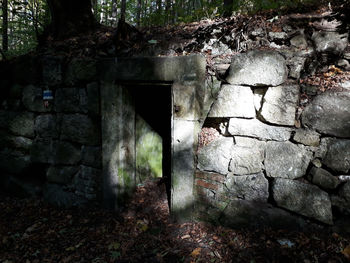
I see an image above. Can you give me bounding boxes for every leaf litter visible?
[0,178,349,263]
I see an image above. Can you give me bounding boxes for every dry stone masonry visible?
[1,16,350,231]
[195,27,350,228]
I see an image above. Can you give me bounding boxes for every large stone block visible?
[197,136,233,175]
[308,167,340,190]
[293,129,320,147]
[55,141,81,165]
[47,165,79,185]
[323,139,350,173]
[42,56,63,85]
[0,130,32,152]
[0,111,35,138]
[302,91,350,138]
[35,114,59,138]
[30,138,55,164]
[312,31,348,55]
[30,139,81,165]
[74,165,101,200]
[272,178,333,224]
[331,182,350,215]
[219,200,309,229]
[228,118,292,141]
[54,88,88,113]
[260,84,299,126]
[81,146,102,168]
[229,145,265,175]
[265,141,312,179]
[208,84,255,118]
[226,50,288,86]
[60,114,100,145]
[64,58,97,85]
[225,172,269,202]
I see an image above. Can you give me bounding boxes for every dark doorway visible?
[128,84,172,204]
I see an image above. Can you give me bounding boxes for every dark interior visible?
[129,84,172,205]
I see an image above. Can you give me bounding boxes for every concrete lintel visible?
[98,55,206,84]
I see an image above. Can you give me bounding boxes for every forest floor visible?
[0,179,349,263]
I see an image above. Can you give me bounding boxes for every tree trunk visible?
[120,0,126,22]
[111,0,118,26]
[136,0,142,27]
[2,0,8,51]
[165,0,171,24]
[45,0,97,39]
[223,0,233,17]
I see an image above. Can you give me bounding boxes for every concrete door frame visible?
[98,55,207,221]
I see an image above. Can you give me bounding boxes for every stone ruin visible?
[0,20,350,231]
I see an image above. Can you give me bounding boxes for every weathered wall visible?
[194,29,350,229]
[0,56,102,207]
[0,24,350,230]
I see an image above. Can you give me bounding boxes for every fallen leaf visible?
[342,245,350,259]
[191,247,201,257]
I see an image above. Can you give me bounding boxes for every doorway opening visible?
[129,84,172,203]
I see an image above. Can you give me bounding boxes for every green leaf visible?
[110,251,121,260]
[108,242,120,250]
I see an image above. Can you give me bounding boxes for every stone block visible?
[81,146,102,168]
[260,84,299,126]
[308,167,340,190]
[290,34,308,49]
[54,88,88,113]
[265,141,312,179]
[323,139,350,173]
[197,136,233,175]
[208,84,255,118]
[225,172,269,202]
[219,200,309,230]
[293,129,320,146]
[30,138,55,164]
[312,31,348,56]
[42,56,63,85]
[226,50,288,87]
[272,178,333,225]
[30,139,81,165]
[228,118,292,141]
[0,111,35,138]
[302,91,350,138]
[229,145,265,175]
[0,130,32,152]
[64,58,97,85]
[60,114,100,145]
[55,141,81,165]
[35,114,59,138]
[47,165,79,185]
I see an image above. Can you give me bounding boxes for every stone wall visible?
[194,30,350,228]
[0,56,102,207]
[1,24,350,229]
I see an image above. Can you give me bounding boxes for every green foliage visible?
[136,116,162,183]
[1,0,49,59]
